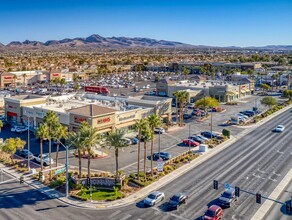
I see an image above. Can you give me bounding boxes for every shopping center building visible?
[156,77,254,103]
[4,93,172,134]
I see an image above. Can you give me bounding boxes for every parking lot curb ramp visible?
[1,104,291,210]
[251,168,292,220]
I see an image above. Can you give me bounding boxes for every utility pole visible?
[158,131,161,159]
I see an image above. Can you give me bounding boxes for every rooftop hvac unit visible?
[59,104,63,107]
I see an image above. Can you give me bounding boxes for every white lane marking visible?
[120,214,132,220]
[252,173,261,178]
[268,176,277,182]
[273,171,281,176]
[257,169,266,173]
[108,210,121,218]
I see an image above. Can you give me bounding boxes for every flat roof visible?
[5,94,45,101]
[68,104,117,117]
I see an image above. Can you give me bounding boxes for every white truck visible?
[33,154,54,166]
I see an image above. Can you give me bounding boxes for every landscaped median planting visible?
[128,151,199,187]
[253,100,291,123]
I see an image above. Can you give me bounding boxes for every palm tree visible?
[106,129,128,179]
[174,91,189,126]
[134,119,148,180]
[68,131,85,178]
[22,73,27,86]
[79,122,100,179]
[13,74,17,95]
[147,114,161,176]
[173,91,180,126]
[35,123,49,171]
[142,123,152,175]
[43,111,59,177]
[0,120,3,133]
[60,78,66,94]
[54,125,69,167]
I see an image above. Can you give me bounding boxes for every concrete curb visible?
[251,168,292,220]
[1,104,291,210]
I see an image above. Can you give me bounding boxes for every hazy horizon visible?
[1,0,291,47]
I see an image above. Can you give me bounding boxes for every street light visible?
[22,114,33,172]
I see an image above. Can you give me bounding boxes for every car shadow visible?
[136,200,151,209]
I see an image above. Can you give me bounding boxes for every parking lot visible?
[1,94,273,175]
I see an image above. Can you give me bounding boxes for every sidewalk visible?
[1,104,291,210]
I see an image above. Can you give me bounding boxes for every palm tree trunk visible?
[143,141,147,174]
[78,150,82,179]
[150,131,154,176]
[115,148,119,179]
[55,143,60,167]
[180,102,183,126]
[175,101,178,126]
[10,155,14,164]
[137,130,141,180]
[40,140,43,171]
[87,146,91,179]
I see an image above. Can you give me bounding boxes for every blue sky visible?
[0,0,291,46]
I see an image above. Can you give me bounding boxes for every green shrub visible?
[49,179,63,188]
[222,128,231,138]
[129,173,136,179]
[138,172,145,178]
[115,183,122,190]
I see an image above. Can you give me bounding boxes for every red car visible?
[203,205,223,220]
[182,139,199,146]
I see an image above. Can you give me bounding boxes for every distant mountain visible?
[1,34,291,50]
[2,34,193,49]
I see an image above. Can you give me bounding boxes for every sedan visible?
[152,152,171,161]
[131,137,139,144]
[182,139,200,146]
[203,205,223,220]
[16,149,34,159]
[154,127,165,134]
[273,125,285,132]
[201,131,218,139]
[167,192,188,210]
[143,191,165,206]
[189,136,205,144]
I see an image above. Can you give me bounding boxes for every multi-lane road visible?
[1,107,291,220]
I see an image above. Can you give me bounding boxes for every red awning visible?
[7,112,17,117]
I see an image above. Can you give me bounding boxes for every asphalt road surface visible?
[1,106,291,220]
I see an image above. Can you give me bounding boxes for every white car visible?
[144,191,165,206]
[273,125,285,132]
[121,138,132,145]
[235,114,249,120]
[154,127,165,134]
[33,154,54,166]
[196,134,209,141]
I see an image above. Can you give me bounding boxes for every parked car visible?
[218,188,237,207]
[203,205,223,220]
[212,107,222,112]
[189,135,205,144]
[33,154,54,166]
[152,152,171,161]
[195,134,209,141]
[235,113,249,120]
[201,131,218,139]
[131,137,139,144]
[182,139,200,146]
[16,149,34,159]
[121,138,132,145]
[183,114,192,119]
[143,191,165,206]
[154,127,165,134]
[239,110,255,117]
[273,125,285,132]
[167,192,188,210]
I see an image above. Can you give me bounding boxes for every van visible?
[218,188,237,207]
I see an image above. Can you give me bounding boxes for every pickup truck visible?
[33,154,54,166]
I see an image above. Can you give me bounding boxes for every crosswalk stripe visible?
[120,214,132,220]
[108,210,121,219]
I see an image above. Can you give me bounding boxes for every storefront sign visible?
[4,76,12,80]
[8,105,16,109]
[74,117,86,123]
[97,117,111,124]
[53,73,59,77]
[118,114,135,122]
[7,112,17,117]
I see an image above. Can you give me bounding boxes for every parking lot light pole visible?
[27,118,30,171]
[57,139,70,198]
[158,131,161,159]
